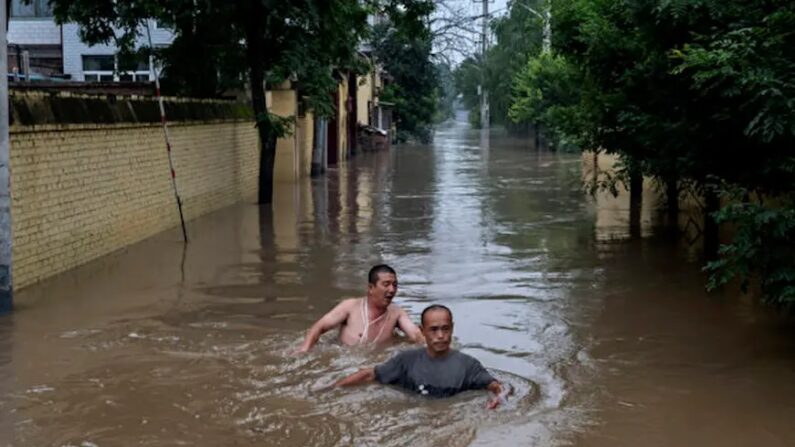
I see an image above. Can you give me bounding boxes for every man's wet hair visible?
[368,264,396,285]
[421,304,453,326]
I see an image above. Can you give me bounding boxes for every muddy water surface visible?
[2,115,795,446]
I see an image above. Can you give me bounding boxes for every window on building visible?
[118,57,150,72]
[82,55,151,82]
[119,56,151,82]
[82,55,114,72]
[83,74,115,82]
[10,0,53,17]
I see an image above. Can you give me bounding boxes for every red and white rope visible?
[146,21,188,243]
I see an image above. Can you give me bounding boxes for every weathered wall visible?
[297,111,314,178]
[356,74,373,126]
[9,92,260,289]
[337,81,350,164]
[268,87,299,183]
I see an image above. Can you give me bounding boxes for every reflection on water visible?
[2,113,795,446]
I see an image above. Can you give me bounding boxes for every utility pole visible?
[512,0,552,53]
[543,0,551,53]
[0,0,13,313]
[479,0,489,129]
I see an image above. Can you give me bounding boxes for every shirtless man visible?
[298,265,424,352]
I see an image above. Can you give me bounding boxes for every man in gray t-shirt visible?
[334,305,509,408]
[374,347,495,397]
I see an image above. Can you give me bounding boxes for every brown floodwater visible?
[2,113,795,447]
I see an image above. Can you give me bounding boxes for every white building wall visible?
[8,19,60,45]
[63,21,174,81]
[10,19,174,81]
[61,23,114,79]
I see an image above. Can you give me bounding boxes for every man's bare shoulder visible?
[389,303,410,314]
[336,298,362,311]
[391,306,419,325]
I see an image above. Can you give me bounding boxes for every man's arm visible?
[485,381,511,409]
[334,368,376,387]
[396,308,425,344]
[298,299,353,352]
[334,351,406,388]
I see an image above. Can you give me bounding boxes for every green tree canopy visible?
[453,0,545,130]
[372,0,438,142]
[509,0,795,305]
[51,0,370,204]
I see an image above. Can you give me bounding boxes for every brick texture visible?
[9,120,259,288]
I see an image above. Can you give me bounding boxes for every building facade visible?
[7,0,173,81]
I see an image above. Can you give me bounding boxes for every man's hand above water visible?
[486,381,510,410]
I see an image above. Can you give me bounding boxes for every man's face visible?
[367,272,398,308]
[421,309,453,355]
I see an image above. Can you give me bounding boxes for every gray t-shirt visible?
[374,348,495,398]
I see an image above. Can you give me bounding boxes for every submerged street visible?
[2,114,795,446]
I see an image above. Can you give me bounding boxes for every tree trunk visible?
[665,175,679,234]
[245,10,276,205]
[311,117,326,177]
[629,166,643,238]
[251,68,276,205]
[704,186,720,260]
[666,176,679,214]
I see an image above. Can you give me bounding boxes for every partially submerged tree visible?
[509,0,795,305]
[674,1,795,304]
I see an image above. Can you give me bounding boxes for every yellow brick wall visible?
[9,120,259,289]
